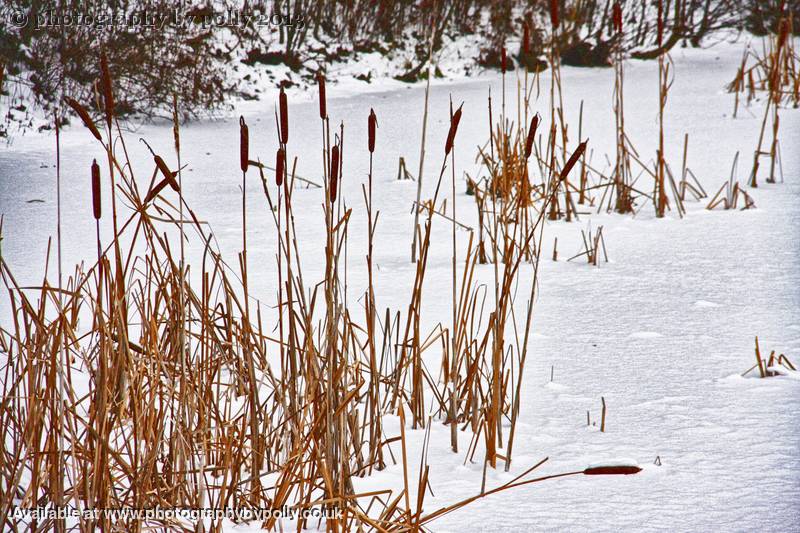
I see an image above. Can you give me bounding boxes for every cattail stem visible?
[240,116,249,254]
[412,16,436,262]
[364,107,382,472]
[449,98,459,454]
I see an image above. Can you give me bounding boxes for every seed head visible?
[368,108,377,153]
[444,104,463,156]
[330,145,340,203]
[612,2,623,35]
[279,87,289,144]
[91,159,101,220]
[276,147,285,187]
[317,72,327,120]
[525,115,539,160]
[64,96,102,141]
[99,50,114,129]
[240,116,249,173]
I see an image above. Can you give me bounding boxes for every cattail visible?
[0,63,4,94]
[777,18,789,50]
[612,2,623,35]
[172,94,180,154]
[501,46,507,73]
[279,87,288,144]
[276,147,285,187]
[91,159,101,220]
[656,0,664,47]
[524,115,539,160]
[317,72,327,120]
[561,141,588,179]
[522,23,531,55]
[154,155,179,191]
[330,144,340,203]
[550,0,559,30]
[584,465,641,476]
[239,116,249,173]
[99,50,114,129]
[64,96,102,141]
[368,108,377,153]
[444,104,463,155]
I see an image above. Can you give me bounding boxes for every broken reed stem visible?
[600,397,606,432]
[755,336,766,378]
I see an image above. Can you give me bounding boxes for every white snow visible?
[1,37,799,531]
[693,300,722,308]
[627,332,664,339]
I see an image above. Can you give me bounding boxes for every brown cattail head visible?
[172,94,180,154]
[561,140,588,179]
[276,147,285,186]
[0,63,4,94]
[239,116,249,173]
[368,108,377,153]
[612,2,623,35]
[330,145,340,203]
[91,159,101,220]
[584,465,642,475]
[525,115,539,160]
[64,96,102,141]
[154,155,180,191]
[317,72,327,120]
[99,50,114,129]
[522,23,531,55]
[444,104,463,156]
[501,46,507,73]
[656,0,664,47]
[550,0,560,30]
[279,87,289,144]
[777,18,790,50]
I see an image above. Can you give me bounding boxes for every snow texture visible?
[1,37,799,532]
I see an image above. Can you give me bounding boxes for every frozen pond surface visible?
[1,40,799,531]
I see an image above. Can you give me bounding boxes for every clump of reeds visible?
[610,1,635,215]
[654,0,669,218]
[567,225,608,266]
[707,152,756,210]
[747,16,793,187]
[729,17,799,116]
[742,337,796,378]
[1,55,640,533]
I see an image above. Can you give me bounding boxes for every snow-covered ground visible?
[1,38,799,531]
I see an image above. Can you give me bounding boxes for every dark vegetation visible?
[0,0,793,131]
